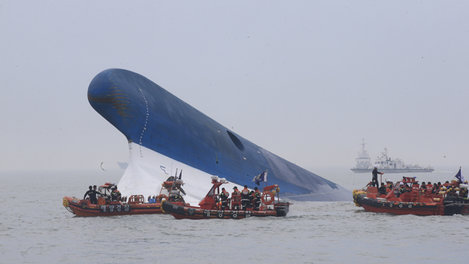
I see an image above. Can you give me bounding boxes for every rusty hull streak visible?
[88,86,131,118]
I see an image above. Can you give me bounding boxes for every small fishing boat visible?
[353,176,469,216]
[162,176,290,219]
[63,175,187,217]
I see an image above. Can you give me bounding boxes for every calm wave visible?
[1,169,468,264]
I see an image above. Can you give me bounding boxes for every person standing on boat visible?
[459,185,468,199]
[110,186,121,201]
[252,187,262,210]
[371,167,383,187]
[219,187,229,209]
[93,185,101,196]
[83,185,98,204]
[241,185,250,210]
[231,186,241,210]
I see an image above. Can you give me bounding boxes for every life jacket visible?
[220,190,229,200]
[241,188,250,199]
[231,190,241,203]
[252,190,261,199]
[111,190,121,200]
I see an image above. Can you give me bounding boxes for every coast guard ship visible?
[351,140,434,173]
[88,69,349,202]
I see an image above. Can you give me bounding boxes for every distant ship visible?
[351,140,434,173]
[88,69,350,202]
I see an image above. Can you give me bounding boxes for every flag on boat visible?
[252,170,268,185]
[455,167,464,183]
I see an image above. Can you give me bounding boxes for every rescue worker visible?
[397,182,407,197]
[420,182,426,193]
[83,185,98,204]
[231,186,241,210]
[371,167,383,187]
[93,185,102,204]
[169,188,183,202]
[110,186,121,201]
[459,186,468,199]
[378,183,387,195]
[219,187,229,209]
[252,187,262,210]
[93,185,100,196]
[241,185,251,210]
[386,182,393,193]
[447,186,457,198]
[426,182,433,194]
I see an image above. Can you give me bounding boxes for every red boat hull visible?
[63,197,163,217]
[353,190,469,216]
[162,200,290,219]
[359,199,443,216]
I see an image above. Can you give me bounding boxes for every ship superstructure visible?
[353,139,372,171]
[351,141,433,173]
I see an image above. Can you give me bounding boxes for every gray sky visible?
[1,0,468,172]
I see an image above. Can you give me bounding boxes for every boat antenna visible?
[170,168,179,194]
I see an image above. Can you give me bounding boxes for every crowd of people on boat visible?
[370,176,468,200]
[147,175,267,210]
[83,184,122,204]
[369,167,468,200]
[216,185,264,210]
[82,180,273,210]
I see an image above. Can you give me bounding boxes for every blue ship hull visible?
[88,69,349,201]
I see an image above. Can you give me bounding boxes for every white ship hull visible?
[351,168,434,173]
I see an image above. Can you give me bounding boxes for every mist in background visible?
[1,1,468,173]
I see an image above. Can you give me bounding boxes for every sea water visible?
[1,168,468,264]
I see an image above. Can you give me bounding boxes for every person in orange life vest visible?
[219,187,229,209]
[231,186,241,210]
[241,185,250,210]
[420,182,427,193]
[252,187,261,210]
[426,182,433,194]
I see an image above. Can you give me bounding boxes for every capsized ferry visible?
[162,176,290,219]
[353,177,469,215]
[88,69,349,202]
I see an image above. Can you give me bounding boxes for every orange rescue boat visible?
[63,177,187,217]
[353,177,469,216]
[162,176,290,219]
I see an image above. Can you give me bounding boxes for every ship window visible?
[227,130,244,151]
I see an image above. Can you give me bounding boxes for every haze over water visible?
[2,1,469,263]
[2,168,468,264]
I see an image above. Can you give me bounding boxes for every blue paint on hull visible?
[88,69,349,201]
